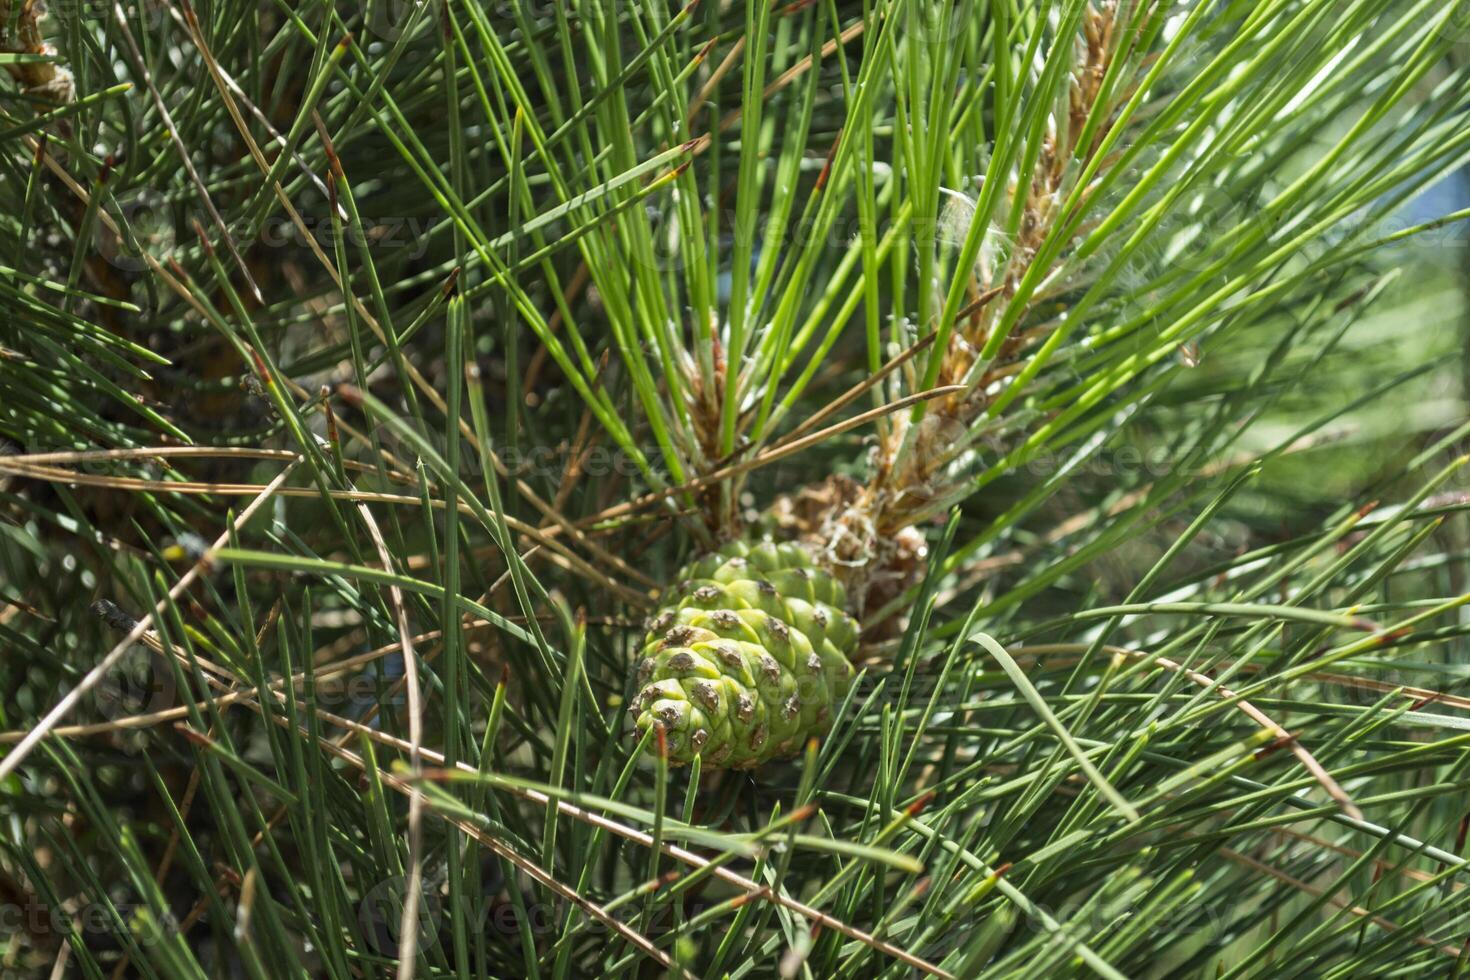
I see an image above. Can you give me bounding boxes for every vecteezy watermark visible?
[82,594,406,725]
[361,0,559,44]
[98,192,178,274]
[82,649,404,725]
[353,883,703,947]
[361,0,441,44]
[341,426,1199,496]
[621,190,1469,307]
[641,197,690,275]
[0,896,181,944]
[87,647,179,724]
[1435,5,1470,45]
[82,601,181,723]
[47,0,169,31]
[1018,443,1196,480]
[1017,893,1228,942]
[903,888,1230,961]
[358,875,444,957]
[1154,183,1274,277]
[255,213,434,260]
[498,442,649,482]
[894,1,974,48]
[98,193,434,272]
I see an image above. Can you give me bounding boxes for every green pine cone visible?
[630,540,859,769]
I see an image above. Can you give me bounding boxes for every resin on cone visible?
[630,540,858,768]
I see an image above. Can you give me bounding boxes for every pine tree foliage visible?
[1,0,1469,977]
